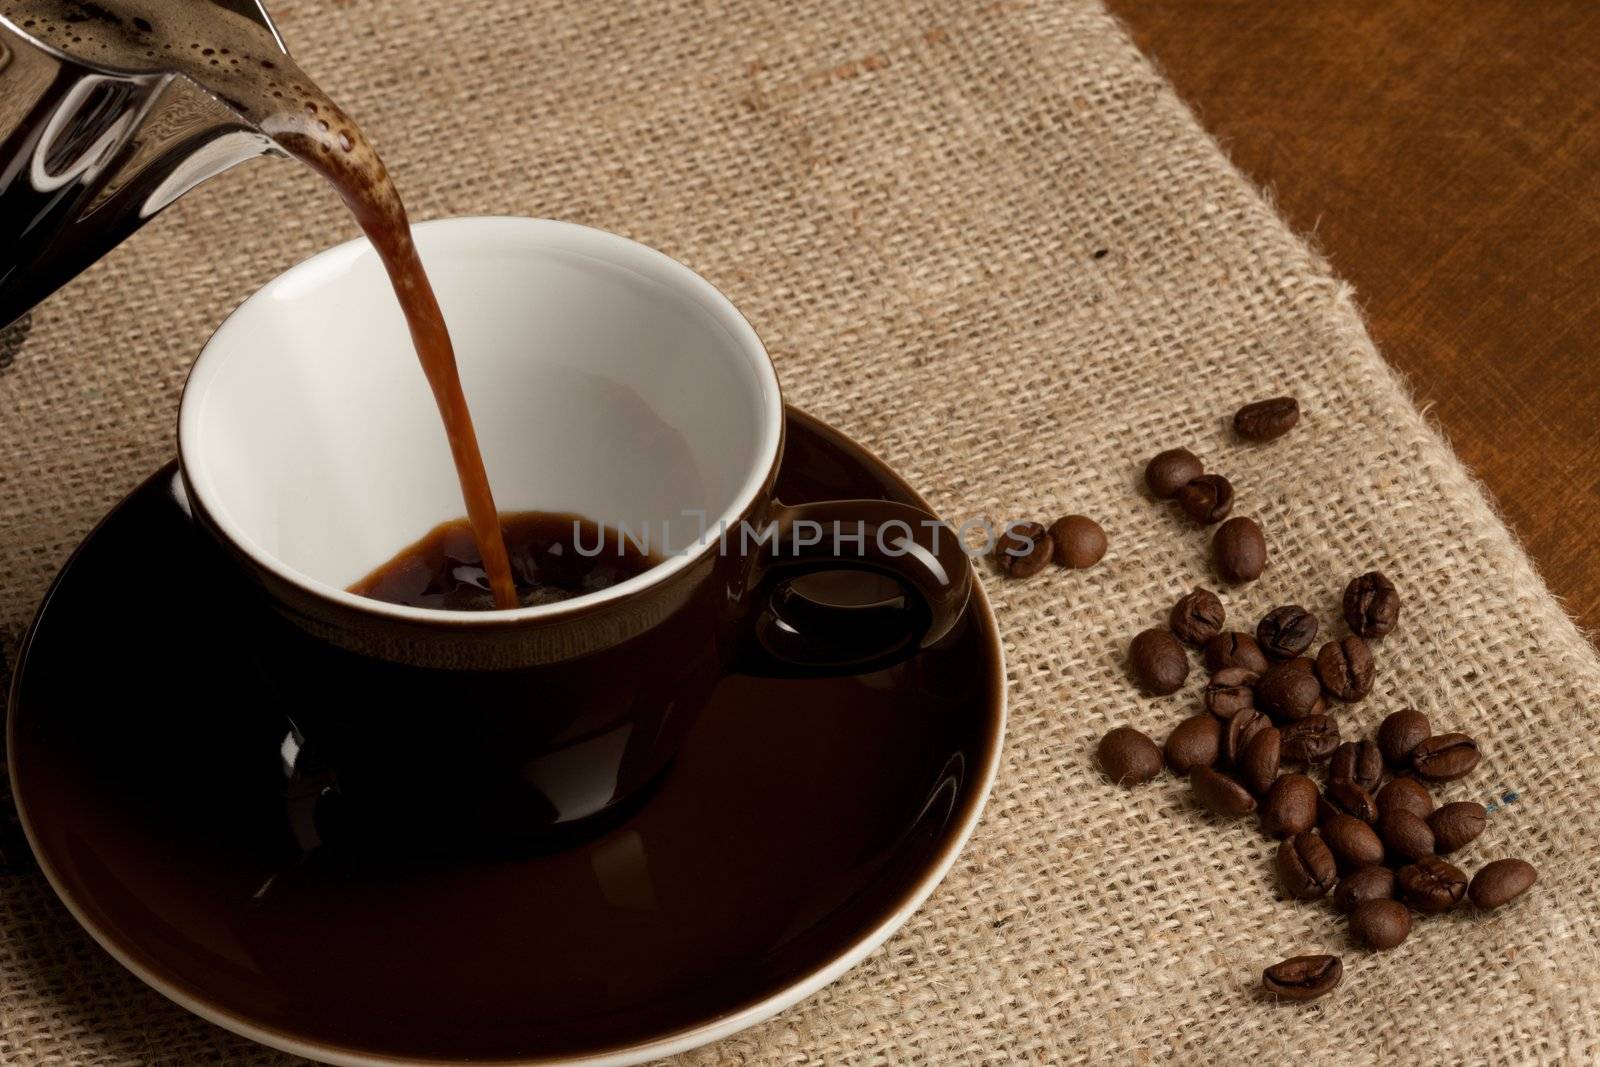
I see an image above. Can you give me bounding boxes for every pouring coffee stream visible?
[0,0,519,607]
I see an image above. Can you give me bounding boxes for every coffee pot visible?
[0,0,286,328]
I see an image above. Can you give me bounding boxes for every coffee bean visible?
[1097,726,1163,785]
[1376,709,1430,765]
[1377,808,1435,863]
[1203,631,1270,674]
[1333,865,1396,913]
[1328,740,1383,793]
[1261,773,1319,838]
[1129,629,1189,696]
[1145,448,1204,499]
[1262,954,1341,1002]
[1191,766,1257,817]
[1212,516,1267,584]
[1256,659,1326,722]
[1048,515,1108,569]
[1397,856,1468,913]
[994,521,1053,577]
[1315,636,1374,702]
[1281,654,1316,674]
[1203,667,1259,719]
[1376,776,1434,821]
[1176,474,1235,524]
[1257,606,1319,660]
[1410,733,1481,782]
[1222,708,1271,766]
[1350,898,1411,951]
[1323,813,1384,870]
[1469,858,1537,910]
[1428,801,1487,854]
[1280,715,1340,764]
[1276,831,1338,900]
[1240,727,1282,796]
[1164,714,1222,775]
[1343,571,1400,639]
[1324,780,1377,824]
[1234,397,1300,442]
[1169,587,1226,647]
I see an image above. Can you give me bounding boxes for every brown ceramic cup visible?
[177,218,971,853]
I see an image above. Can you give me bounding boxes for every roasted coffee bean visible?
[1276,831,1338,900]
[1048,515,1108,569]
[1324,781,1378,824]
[1203,667,1260,720]
[1343,571,1400,639]
[1175,474,1235,524]
[1257,605,1319,660]
[1164,714,1223,775]
[1410,733,1481,781]
[1097,726,1163,785]
[1323,813,1385,870]
[1280,715,1340,764]
[1191,766,1257,817]
[1469,859,1537,910]
[994,521,1053,577]
[1377,808,1435,863]
[1280,655,1316,675]
[1262,954,1341,1002]
[1397,856,1468,913]
[1129,629,1190,696]
[1328,740,1384,793]
[1315,636,1374,702]
[1350,899,1411,951]
[1256,659,1326,722]
[1222,708,1271,766]
[1261,773,1319,838]
[1203,631,1271,674]
[1240,727,1282,796]
[1145,448,1204,499]
[1170,587,1226,647]
[1376,708,1431,765]
[1376,776,1434,821]
[1429,801,1487,854]
[1234,397,1300,443]
[1333,865,1396,913]
[1213,516,1267,583]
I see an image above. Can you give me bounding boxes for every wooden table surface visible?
[1108,0,1600,640]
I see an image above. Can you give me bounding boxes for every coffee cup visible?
[177,216,972,852]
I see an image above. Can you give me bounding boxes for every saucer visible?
[7,407,1005,1066]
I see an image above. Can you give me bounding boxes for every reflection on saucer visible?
[592,830,658,912]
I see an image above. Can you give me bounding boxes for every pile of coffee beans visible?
[1001,395,1535,1003]
[1100,571,1538,1003]
[993,514,1108,577]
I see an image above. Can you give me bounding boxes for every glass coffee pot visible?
[0,0,285,327]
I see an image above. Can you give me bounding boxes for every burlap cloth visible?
[4,0,1599,1061]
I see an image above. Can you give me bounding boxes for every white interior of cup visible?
[179,217,782,621]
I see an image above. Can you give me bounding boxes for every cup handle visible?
[735,499,973,677]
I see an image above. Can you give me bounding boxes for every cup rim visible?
[177,216,784,627]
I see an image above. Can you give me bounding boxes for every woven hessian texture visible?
[4,0,1599,1062]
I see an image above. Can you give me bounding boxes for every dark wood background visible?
[1108,0,1600,639]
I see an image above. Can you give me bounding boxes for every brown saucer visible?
[7,408,1005,1066]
